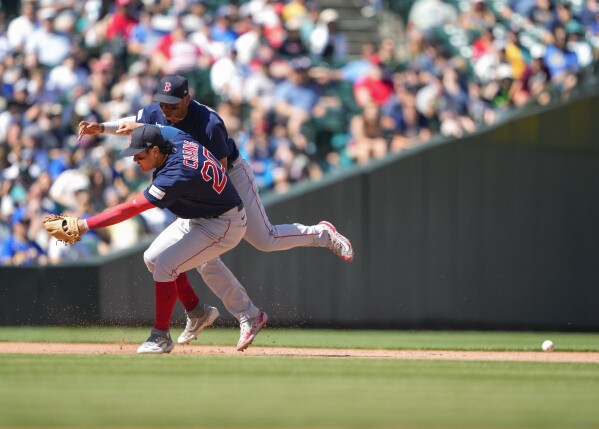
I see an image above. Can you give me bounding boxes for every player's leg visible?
[152,208,266,350]
[139,211,245,353]
[179,256,262,346]
[138,218,188,354]
[228,158,354,261]
[228,158,321,250]
[196,257,266,351]
[175,271,220,345]
[196,257,259,319]
[144,221,218,341]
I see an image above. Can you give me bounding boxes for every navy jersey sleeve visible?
[136,106,151,124]
[144,174,186,209]
[206,122,229,161]
[136,103,168,125]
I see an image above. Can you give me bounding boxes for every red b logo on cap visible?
[164,82,171,93]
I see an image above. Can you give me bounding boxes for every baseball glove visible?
[43,214,82,245]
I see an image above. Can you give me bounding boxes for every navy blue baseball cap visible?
[122,126,166,156]
[153,75,189,104]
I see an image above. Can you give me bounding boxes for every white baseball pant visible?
[144,206,257,318]
[228,157,330,250]
[194,157,332,319]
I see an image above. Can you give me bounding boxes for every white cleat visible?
[178,303,220,345]
[137,329,175,354]
[237,311,268,352]
[319,221,354,262]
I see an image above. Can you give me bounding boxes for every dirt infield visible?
[1,342,598,363]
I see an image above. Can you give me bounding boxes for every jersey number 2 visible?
[201,148,227,194]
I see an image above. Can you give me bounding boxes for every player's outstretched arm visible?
[116,121,144,136]
[78,116,137,140]
[78,192,155,233]
[77,121,103,140]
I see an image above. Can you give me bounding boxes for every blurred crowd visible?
[1,0,598,266]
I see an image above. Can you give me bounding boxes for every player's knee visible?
[152,254,178,282]
[143,250,156,273]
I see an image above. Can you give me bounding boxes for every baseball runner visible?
[78,74,354,342]
[45,124,266,354]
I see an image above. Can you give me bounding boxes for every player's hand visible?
[116,122,142,136]
[78,121,102,141]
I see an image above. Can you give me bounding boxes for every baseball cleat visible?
[237,311,268,352]
[319,221,354,262]
[137,329,175,354]
[178,303,220,345]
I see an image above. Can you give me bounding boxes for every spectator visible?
[502,0,536,18]
[504,28,528,80]
[282,0,308,23]
[339,42,378,83]
[101,186,145,251]
[127,10,164,61]
[529,0,557,30]
[46,55,89,101]
[210,5,238,47]
[6,0,37,52]
[210,46,245,104]
[309,8,347,65]
[104,0,139,42]
[543,24,579,84]
[578,1,599,28]
[49,165,91,212]
[353,61,394,108]
[347,103,387,164]
[389,92,431,153]
[162,24,203,75]
[278,18,309,59]
[242,0,284,48]
[26,8,72,69]
[373,38,401,72]
[234,19,267,65]
[459,0,496,34]
[299,1,321,47]
[273,56,320,137]
[513,44,552,106]
[1,219,46,266]
[242,56,276,112]
[566,20,594,69]
[407,0,459,41]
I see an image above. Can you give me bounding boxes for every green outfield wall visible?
[2,94,598,330]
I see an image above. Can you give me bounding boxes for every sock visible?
[176,272,200,311]
[154,280,177,331]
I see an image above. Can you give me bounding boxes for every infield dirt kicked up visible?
[1,342,598,363]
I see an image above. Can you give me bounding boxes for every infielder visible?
[45,124,265,353]
[78,75,354,341]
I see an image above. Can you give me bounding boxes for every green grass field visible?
[1,327,599,428]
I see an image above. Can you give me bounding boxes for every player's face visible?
[159,95,190,124]
[133,149,157,173]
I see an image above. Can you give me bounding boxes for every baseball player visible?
[48,124,265,354]
[78,74,353,340]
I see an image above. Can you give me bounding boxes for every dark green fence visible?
[2,94,599,330]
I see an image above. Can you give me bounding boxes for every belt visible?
[227,155,241,171]
[203,202,244,219]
